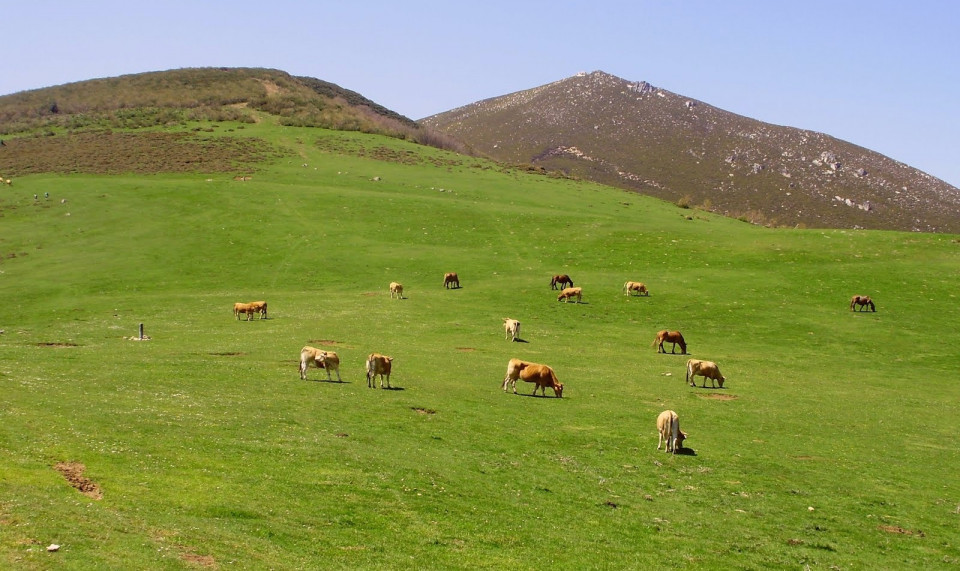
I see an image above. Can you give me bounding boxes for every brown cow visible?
[443,272,460,289]
[686,358,725,388]
[299,346,342,382]
[551,274,574,290]
[248,300,268,319]
[623,281,649,296]
[850,295,876,312]
[389,282,404,299]
[653,330,686,354]
[557,287,582,303]
[366,353,394,388]
[503,318,521,342]
[233,302,257,321]
[501,358,563,397]
[656,410,687,454]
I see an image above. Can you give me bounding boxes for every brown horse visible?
[550,274,574,290]
[850,295,876,312]
[652,330,687,354]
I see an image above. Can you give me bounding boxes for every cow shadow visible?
[306,378,350,384]
[517,393,562,399]
[675,447,697,456]
[370,385,405,391]
[511,338,530,344]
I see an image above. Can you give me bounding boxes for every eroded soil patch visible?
[879,525,925,537]
[412,407,437,415]
[54,462,102,500]
[697,393,738,401]
[37,342,79,347]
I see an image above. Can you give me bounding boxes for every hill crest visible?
[423,71,960,233]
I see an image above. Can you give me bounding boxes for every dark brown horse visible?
[652,330,687,354]
[850,295,876,312]
[550,274,573,290]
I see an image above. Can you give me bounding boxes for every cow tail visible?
[685,361,691,383]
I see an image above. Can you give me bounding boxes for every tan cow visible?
[299,346,342,382]
[623,281,649,296]
[248,300,268,319]
[656,410,687,454]
[390,282,404,299]
[366,353,394,388]
[550,274,574,290]
[503,318,521,342]
[443,272,460,289]
[653,330,686,354]
[233,302,257,321]
[501,358,563,397]
[686,358,725,388]
[557,287,582,303]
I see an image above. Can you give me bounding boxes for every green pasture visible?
[1,123,958,569]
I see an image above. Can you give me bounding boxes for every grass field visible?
[1,121,959,569]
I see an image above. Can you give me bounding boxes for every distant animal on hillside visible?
[443,272,460,289]
[390,282,404,299]
[550,274,574,290]
[233,302,258,321]
[656,410,687,454]
[248,300,268,319]
[850,295,876,312]
[299,346,341,382]
[653,330,686,354]
[501,358,563,397]
[366,353,394,388]
[685,358,725,388]
[623,281,649,296]
[557,287,582,303]
[503,318,521,342]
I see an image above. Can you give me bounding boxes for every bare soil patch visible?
[181,553,217,568]
[697,393,738,401]
[879,525,925,537]
[309,339,343,346]
[412,407,437,415]
[209,352,244,356]
[456,347,476,352]
[54,462,102,500]
[37,342,79,347]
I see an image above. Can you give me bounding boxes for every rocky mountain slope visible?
[422,71,960,233]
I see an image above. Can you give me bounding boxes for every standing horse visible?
[551,274,574,290]
[652,330,687,354]
[850,295,876,312]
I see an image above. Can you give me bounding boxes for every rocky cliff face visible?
[423,71,960,233]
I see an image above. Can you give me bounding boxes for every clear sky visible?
[3,1,958,188]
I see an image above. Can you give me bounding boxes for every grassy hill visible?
[1,116,959,568]
[422,71,960,233]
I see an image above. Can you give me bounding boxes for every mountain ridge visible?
[423,71,960,233]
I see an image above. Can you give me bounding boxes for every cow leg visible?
[299,359,307,380]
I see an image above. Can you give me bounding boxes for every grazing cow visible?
[366,353,394,388]
[557,287,582,303]
[850,295,876,312]
[501,358,563,397]
[550,274,574,290]
[685,358,725,388]
[656,410,687,454]
[389,282,404,299]
[443,272,460,289]
[503,318,521,342]
[299,346,342,382]
[623,281,649,296]
[652,330,687,354]
[248,300,268,319]
[233,302,257,321]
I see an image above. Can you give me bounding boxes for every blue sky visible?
[3,1,959,188]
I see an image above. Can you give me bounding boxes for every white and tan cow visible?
[622,281,649,296]
[501,358,563,397]
[366,353,394,388]
[685,358,725,388]
[299,346,342,382]
[389,282,404,299]
[503,318,521,342]
[656,410,687,454]
[557,287,582,303]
